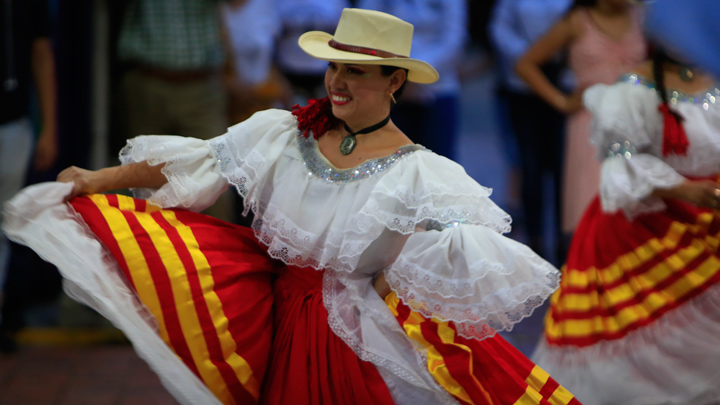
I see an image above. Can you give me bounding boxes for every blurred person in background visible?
[118,0,231,142]
[356,0,467,161]
[0,0,58,353]
[467,0,499,61]
[274,0,349,104]
[117,0,238,223]
[489,0,572,264]
[516,0,646,259]
[532,47,720,405]
[222,0,293,124]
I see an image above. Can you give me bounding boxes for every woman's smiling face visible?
[325,62,394,128]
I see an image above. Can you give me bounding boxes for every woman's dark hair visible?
[651,46,690,156]
[380,65,409,101]
[571,0,597,8]
[652,49,684,124]
[563,0,595,19]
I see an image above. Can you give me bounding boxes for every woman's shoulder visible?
[565,7,590,39]
[225,108,298,143]
[229,108,295,130]
[371,150,512,234]
[628,61,653,78]
[566,8,586,25]
[217,108,299,162]
[398,149,467,175]
[382,150,492,198]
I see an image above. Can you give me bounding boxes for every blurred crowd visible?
[0,0,711,354]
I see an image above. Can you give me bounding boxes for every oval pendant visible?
[679,67,694,82]
[339,135,356,155]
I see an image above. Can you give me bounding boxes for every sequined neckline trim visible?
[620,73,720,109]
[297,132,426,183]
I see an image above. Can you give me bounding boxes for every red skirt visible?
[544,196,720,347]
[70,193,582,404]
[260,266,394,404]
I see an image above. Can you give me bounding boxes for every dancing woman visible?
[532,48,720,404]
[5,8,581,405]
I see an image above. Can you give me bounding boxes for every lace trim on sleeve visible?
[386,268,559,341]
[119,136,224,210]
[384,226,560,341]
[206,111,296,216]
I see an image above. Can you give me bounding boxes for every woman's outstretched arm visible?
[57,162,168,200]
[515,12,582,114]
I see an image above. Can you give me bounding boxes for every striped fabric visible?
[386,293,582,405]
[70,194,278,404]
[545,196,720,346]
[71,193,583,404]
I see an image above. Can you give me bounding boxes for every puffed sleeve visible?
[119,109,297,212]
[374,152,560,340]
[385,224,559,340]
[584,82,686,217]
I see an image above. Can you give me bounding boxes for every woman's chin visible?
[331,106,350,121]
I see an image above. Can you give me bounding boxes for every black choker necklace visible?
[339,115,391,155]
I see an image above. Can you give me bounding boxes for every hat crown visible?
[332,9,413,58]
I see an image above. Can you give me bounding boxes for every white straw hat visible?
[298,8,439,84]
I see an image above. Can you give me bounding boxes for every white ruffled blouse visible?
[120,108,560,403]
[585,74,720,217]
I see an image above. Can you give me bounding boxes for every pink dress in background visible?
[562,8,645,233]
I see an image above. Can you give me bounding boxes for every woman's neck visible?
[343,111,392,134]
[593,2,629,17]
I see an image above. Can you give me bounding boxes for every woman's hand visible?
[56,162,168,201]
[515,13,582,114]
[655,179,720,209]
[555,89,585,115]
[57,166,107,200]
[373,273,392,300]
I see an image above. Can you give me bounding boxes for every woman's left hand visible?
[654,179,720,209]
[558,89,585,115]
[373,273,391,300]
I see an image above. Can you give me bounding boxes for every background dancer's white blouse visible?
[586,74,720,217]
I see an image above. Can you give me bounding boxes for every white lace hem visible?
[532,284,720,405]
[2,182,219,405]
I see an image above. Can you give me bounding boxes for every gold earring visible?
[390,92,397,104]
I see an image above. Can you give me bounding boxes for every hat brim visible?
[298,31,439,84]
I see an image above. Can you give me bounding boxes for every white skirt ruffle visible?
[532,284,720,405]
[2,182,219,405]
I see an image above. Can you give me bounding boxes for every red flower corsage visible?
[291,97,342,139]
